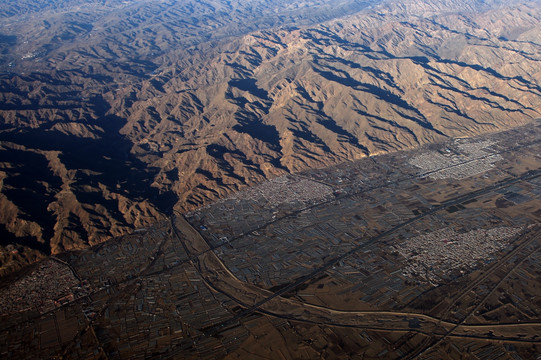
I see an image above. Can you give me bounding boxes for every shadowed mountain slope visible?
[0,0,539,275]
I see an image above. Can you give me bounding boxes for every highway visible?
[196,168,541,337]
[152,136,541,358]
[152,137,541,279]
[407,227,541,359]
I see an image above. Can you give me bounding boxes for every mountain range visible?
[0,0,540,275]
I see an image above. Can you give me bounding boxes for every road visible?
[194,168,541,336]
[156,167,541,360]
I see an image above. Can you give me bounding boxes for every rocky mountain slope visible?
[0,0,540,275]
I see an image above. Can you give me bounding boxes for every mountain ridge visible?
[0,0,539,276]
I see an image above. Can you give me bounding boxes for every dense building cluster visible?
[409,139,503,180]
[0,259,81,315]
[226,174,334,207]
[394,226,523,285]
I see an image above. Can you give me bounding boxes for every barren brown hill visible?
[0,0,540,275]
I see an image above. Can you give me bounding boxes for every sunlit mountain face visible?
[0,0,539,276]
